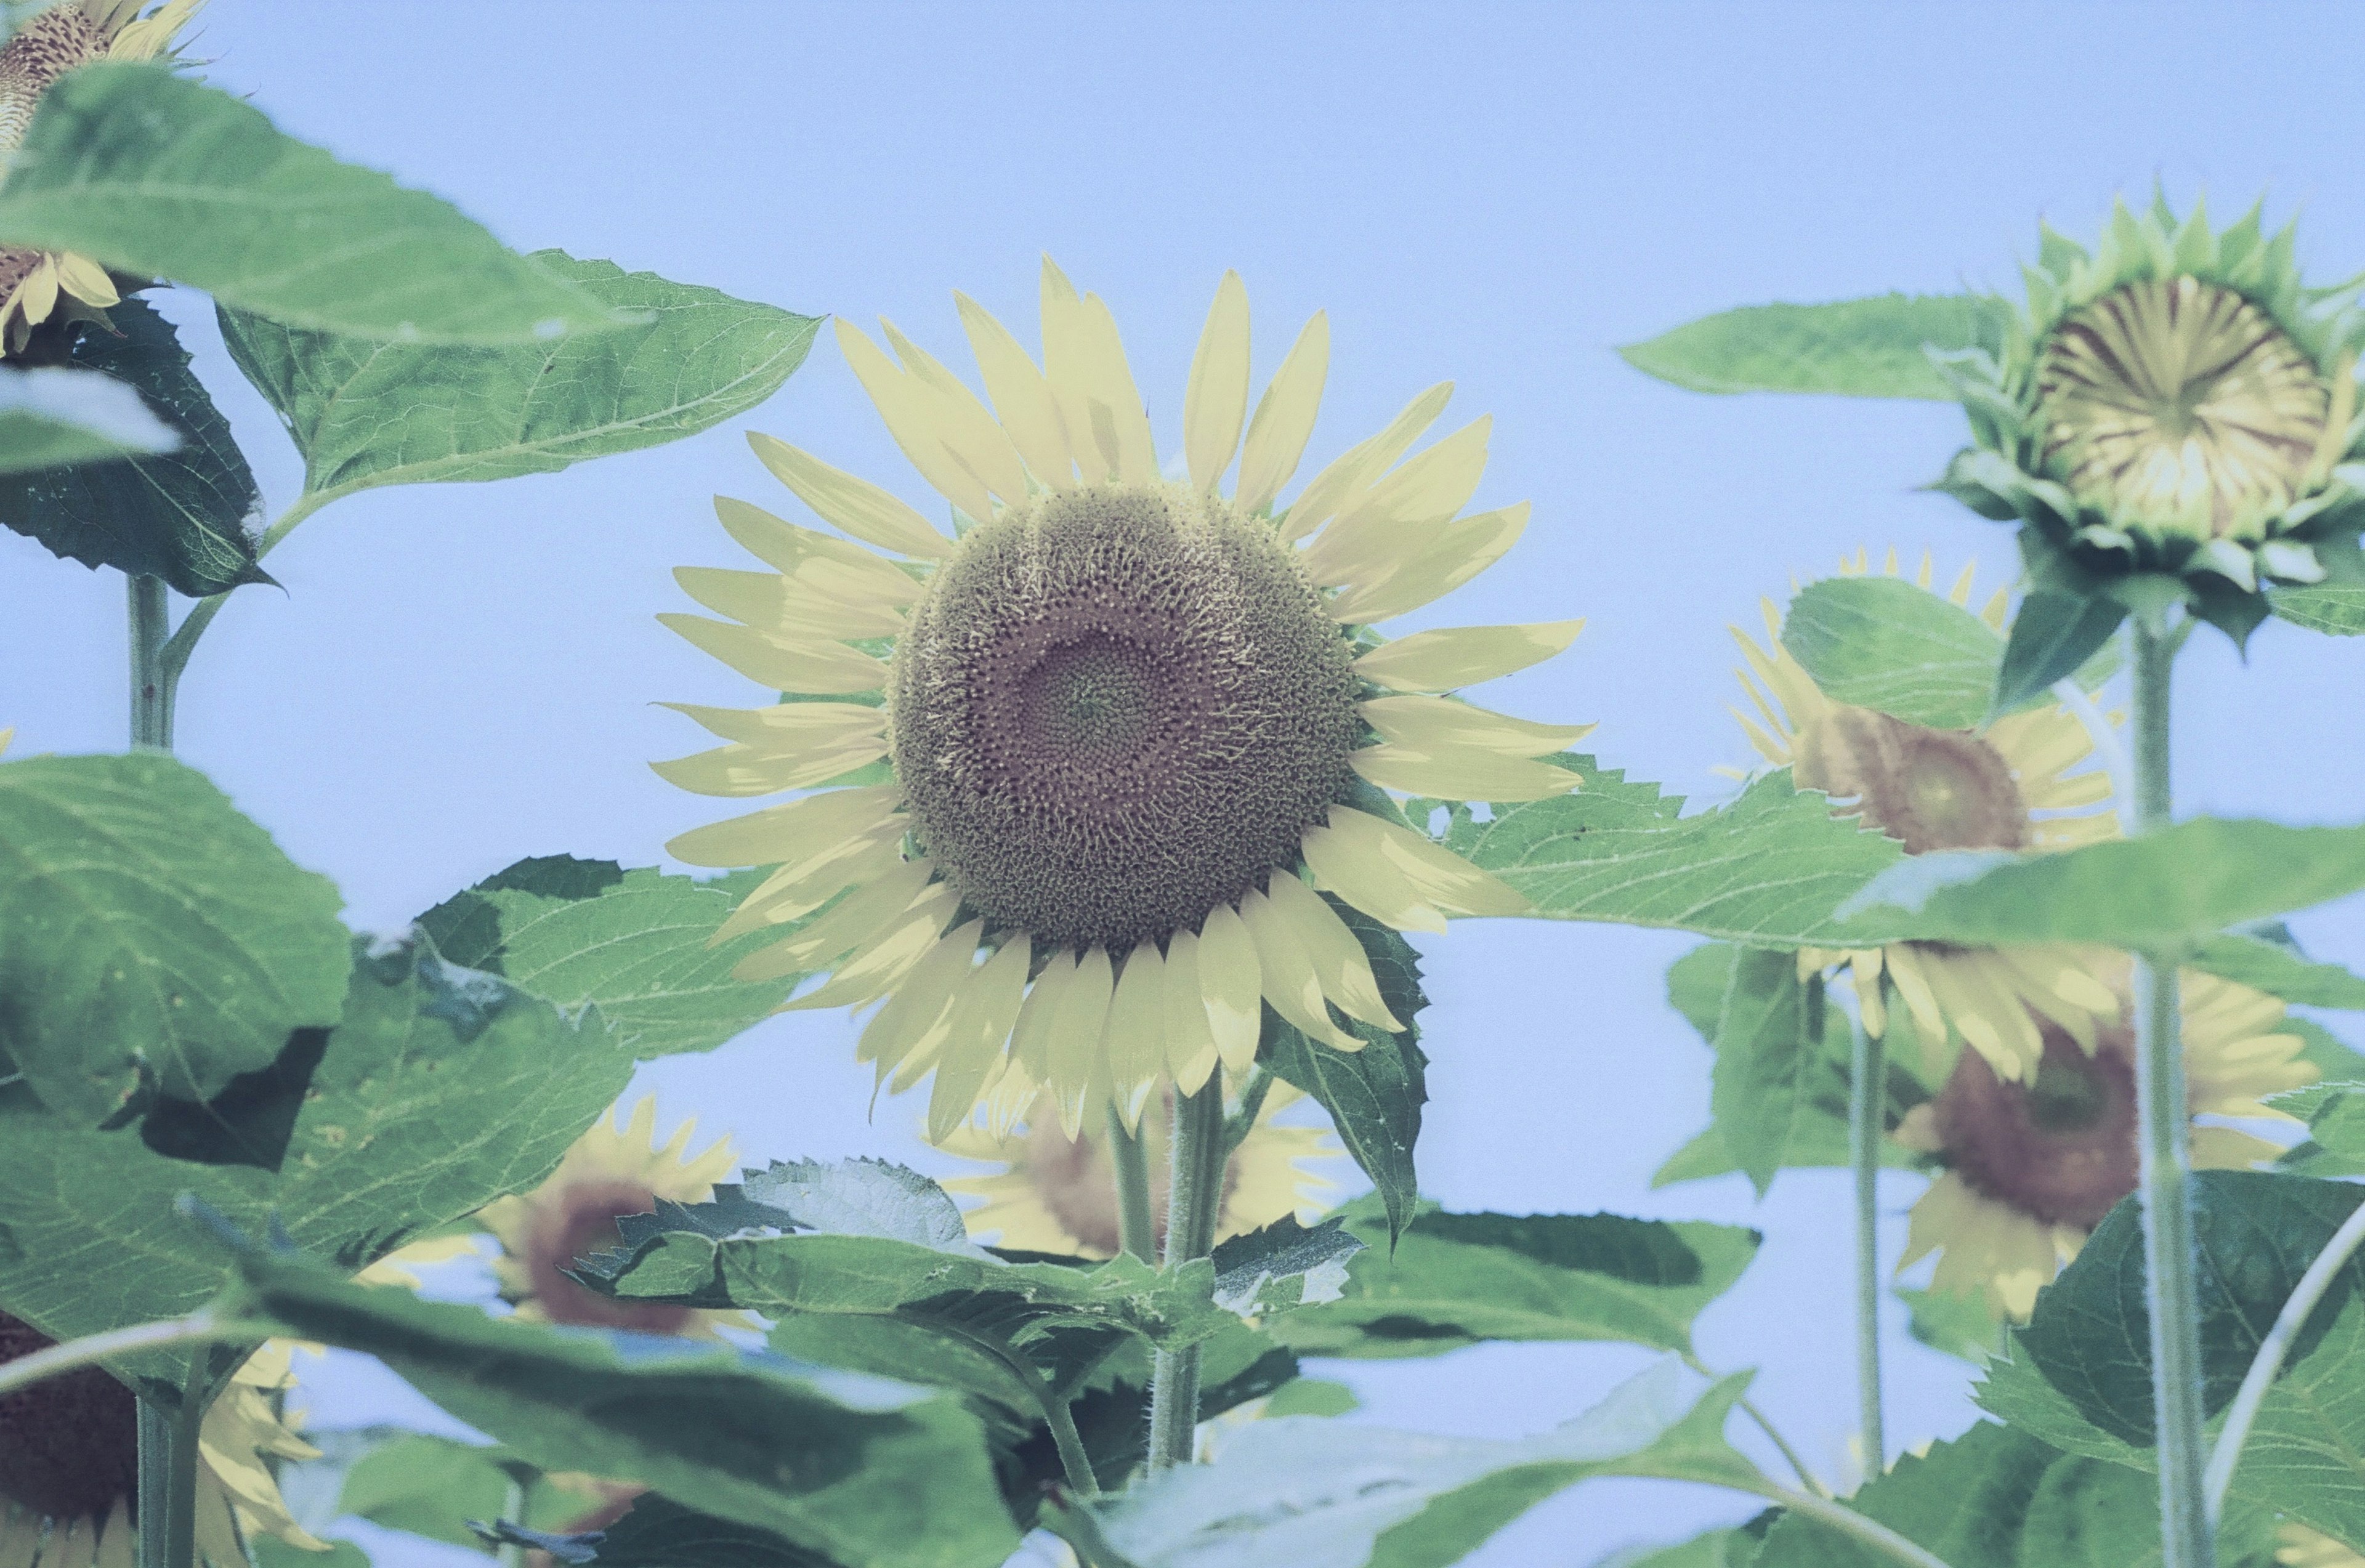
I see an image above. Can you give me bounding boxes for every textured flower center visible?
[1793,706,2029,854]
[2037,277,2335,540]
[889,483,1359,952]
[1023,1109,1242,1256]
[1933,1024,2138,1229]
[0,5,105,155]
[525,1179,692,1334]
[0,1310,139,1519]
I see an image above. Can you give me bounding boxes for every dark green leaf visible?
[0,363,174,471]
[0,65,619,343]
[0,300,261,594]
[2189,933,2365,1009]
[1991,591,2125,715]
[219,254,818,505]
[281,1428,594,1553]
[1210,1216,1365,1316]
[475,1495,844,1568]
[1618,293,2011,400]
[0,753,347,1123]
[1709,950,1820,1197]
[1781,576,2002,730]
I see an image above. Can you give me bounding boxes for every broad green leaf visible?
[2274,1081,2365,1165]
[1448,762,1912,948]
[1840,817,2365,948]
[278,1428,595,1553]
[1267,1194,1758,1360]
[474,1495,844,1567]
[219,254,819,504]
[1708,949,1821,1197]
[1781,576,2002,730]
[0,65,619,344]
[1263,899,1429,1243]
[0,932,633,1384]
[0,753,347,1123]
[1899,1285,2005,1366]
[0,299,262,594]
[2272,585,2365,635]
[1264,1378,1360,1418]
[418,857,804,1059]
[0,363,174,471]
[2190,932,2365,1009]
[1071,1360,1763,1568]
[255,1543,368,1568]
[1992,590,2126,714]
[1209,1216,1365,1316]
[213,1237,1021,1568]
[1618,293,2011,400]
[1590,1530,1763,1568]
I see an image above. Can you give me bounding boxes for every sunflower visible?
[942,1081,1337,1258]
[1894,967,2314,1319]
[0,1,203,356]
[658,259,1583,1142]
[479,1096,741,1335]
[0,1324,325,1568]
[2280,1524,2365,1567]
[1728,548,2122,1083]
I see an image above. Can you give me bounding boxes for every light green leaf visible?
[219,254,818,504]
[1709,949,1821,1198]
[1210,1216,1365,1317]
[0,65,619,344]
[0,363,174,471]
[1781,576,2002,730]
[1899,1286,2005,1367]
[2271,544,2365,636]
[1590,1530,1763,1568]
[1618,293,2011,399]
[278,1428,591,1553]
[1263,1379,1360,1418]
[2190,932,2365,1009]
[1267,1194,1758,1360]
[0,753,347,1123]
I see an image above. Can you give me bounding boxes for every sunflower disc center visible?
[1933,1024,2138,1230]
[0,1310,140,1519]
[889,483,1359,953]
[1795,707,2029,854]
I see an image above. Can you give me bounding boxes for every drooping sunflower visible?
[478,1096,740,1335]
[658,259,1583,1142]
[1729,549,2122,1082]
[1894,967,2314,1319]
[942,1081,1338,1258]
[0,1,203,355]
[0,1327,325,1568]
[1933,195,2365,620]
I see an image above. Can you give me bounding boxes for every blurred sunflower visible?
[479,1096,740,1336]
[659,259,1583,1142]
[0,0,203,355]
[942,1081,1336,1258]
[0,1326,325,1568]
[1728,549,2122,1082]
[1894,968,2313,1318]
[2279,1524,2365,1567]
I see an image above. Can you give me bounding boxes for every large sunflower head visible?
[479,1096,740,1336]
[1936,195,2365,605]
[1731,549,2122,1082]
[0,1,201,355]
[1895,968,2314,1318]
[0,1326,325,1567]
[941,1080,1338,1258]
[659,259,1585,1143]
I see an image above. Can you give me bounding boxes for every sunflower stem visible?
[134,1387,202,1568]
[493,1476,529,1568]
[128,572,172,750]
[1848,1006,1888,1474]
[1106,1103,1157,1264]
[1147,1077,1224,1471]
[153,491,329,739]
[2128,612,2214,1568]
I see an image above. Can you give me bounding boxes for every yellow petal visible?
[1279,382,1452,544]
[727,855,934,963]
[94,1500,132,1568]
[1238,884,1363,1051]
[673,566,904,641]
[1236,312,1330,515]
[0,727,12,756]
[713,497,919,605]
[16,257,56,327]
[1011,948,1078,1080]
[657,613,886,696]
[1353,619,1585,693]
[880,318,1032,506]
[1078,291,1158,484]
[774,883,960,1008]
[836,318,998,522]
[665,783,902,868]
[1302,817,1446,934]
[860,918,983,1072]
[1160,927,1220,1093]
[1360,695,1592,758]
[650,738,887,796]
[1039,256,1115,480]
[1102,942,1169,1131]
[1350,743,1580,802]
[723,840,918,979]
[1263,870,1401,1030]
[926,936,1032,1142]
[663,700,884,750]
[53,250,118,308]
[1327,501,1529,623]
[1184,269,1251,493]
[1046,945,1116,1137]
[748,431,948,559]
[46,1515,96,1568]
[1301,416,1494,586]
[1306,806,1529,926]
[956,289,1073,486]
[1197,902,1264,1080]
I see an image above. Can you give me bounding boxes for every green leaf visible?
[0,753,347,1123]
[1076,1361,1765,1568]
[1708,950,1822,1198]
[1840,817,2365,948]
[1992,590,2127,715]
[1449,762,1912,948]
[1210,1216,1365,1317]
[1590,1530,1764,1568]
[1780,576,2003,730]
[0,299,262,594]
[1618,293,2011,399]
[2271,542,2365,636]
[418,857,804,1059]
[0,932,634,1384]
[474,1495,846,1567]
[0,66,621,344]
[280,1428,593,1553]
[1263,1378,1360,1418]
[1263,898,1429,1243]
[211,1234,1022,1568]
[1899,1285,2005,1366]
[219,254,818,506]
[2189,932,2365,1009]
[1267,1194,1758,1361]
[2275,1081,2365,1165]
[0,363,174,471]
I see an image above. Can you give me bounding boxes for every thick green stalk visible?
[1848,1008,1888,1473]
[1106,1103,1157,1263]
[1146,1077,1224,1470]
[134,1392,201,1568]
[127,573,171,750]
[2128,615,2213,1568]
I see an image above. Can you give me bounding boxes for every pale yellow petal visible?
[673,565,903,641]
[1197,902,1264,1078]
[748,431,949,559]
[1239,884,1363,1051]
[1102,942,1170,1131]
[663,700,884,750]
[1303,806,1527,928]
[881,318,1032,506]
[836,318,999,520]
[1046,945,1116,1137]
[16,257,56,328]
[862,919,983,1077]
[1011,948,1077,1081]
[666,783,902,868]
[1353,619,1584,693]
[1360,694,1593,758]
[1235,311,1331,515]
[1160,927,1220,1093]
[714,837,912,963]
[1264,870,1401,1030]
[1039,256,1114,480]
[657,613,886,696]
[94,1500,132,1568]
[956,289,1073,485]
[650,738,887,796]
[1184,269,1252,492]
[1326,501,1529,623]
[1278,382,1451,544]
[713,497,920,605]
[773,884,959,1008]
[727,855,934,963]
[1351,743,1580,802]
[926,936,1032,1141]
[54,250,118,308]
[1078,291,1158,484]
[1300,416,1493,587]
[0,1503,46,1566]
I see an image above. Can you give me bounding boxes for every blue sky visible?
[8,3,2365,1562]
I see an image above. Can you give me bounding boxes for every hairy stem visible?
[1849,1007,1888,1473]
[1106,1102,1157,1264]
[1146,1077,1224,1470]
[127,572,171,750]
[134,1391,201,1568]
[1760,1482,1956,1568]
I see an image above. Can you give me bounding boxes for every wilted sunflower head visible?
[1937,194,2365,608]
[658,259,1587,1143]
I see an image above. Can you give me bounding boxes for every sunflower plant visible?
[7,12,2365,1566]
